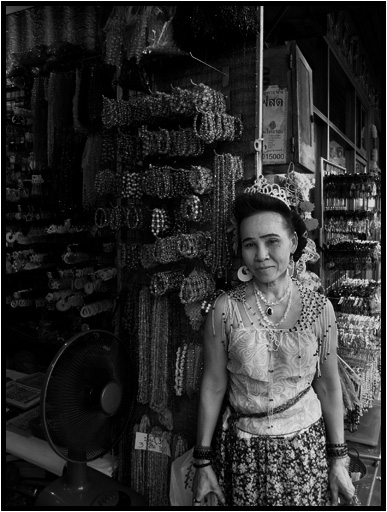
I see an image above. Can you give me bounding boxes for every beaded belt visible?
[230,385,311,420]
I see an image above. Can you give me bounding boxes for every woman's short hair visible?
[234,192,307,261]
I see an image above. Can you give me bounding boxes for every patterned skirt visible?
[213,415,331,506]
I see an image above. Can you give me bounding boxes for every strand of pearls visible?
[254,281,294,329]
[254,276,291,307]
[174,343,187,396]
[254,276,291,316]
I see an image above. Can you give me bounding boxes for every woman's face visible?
[240,211,297,284]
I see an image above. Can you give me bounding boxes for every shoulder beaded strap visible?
[210,285,246,349]
[313,298,337,377]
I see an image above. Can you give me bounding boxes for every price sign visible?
[262,85,288,164]
[135,432,171,457]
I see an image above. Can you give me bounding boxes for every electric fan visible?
[35,330,146,507]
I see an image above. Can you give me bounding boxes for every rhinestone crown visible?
[244,174,291,208]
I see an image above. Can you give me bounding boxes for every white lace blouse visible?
[214,281,337,436]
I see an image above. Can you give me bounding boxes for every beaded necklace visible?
[254,281,293,329]
[239,280,310,430]
[146,426,171,506]
[242,278,308,334]
[254,276,291,316]
[137,287,151,404]
[131,414,151,496]
[149,296,169,413]
[211,153,242,278]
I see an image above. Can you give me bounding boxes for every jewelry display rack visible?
[321,158,381,433]
[5,76,117,371]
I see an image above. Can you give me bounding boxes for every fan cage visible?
[40,330,137,463]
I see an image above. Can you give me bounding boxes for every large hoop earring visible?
[237,265,253,282]
[288,253,295,278]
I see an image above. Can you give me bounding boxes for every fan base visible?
[35,466,146,507]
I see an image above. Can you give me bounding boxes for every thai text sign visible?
[262,86,288,164]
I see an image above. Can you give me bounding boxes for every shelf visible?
[324,36,377,118]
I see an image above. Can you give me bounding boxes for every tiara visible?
[244,174,291,208]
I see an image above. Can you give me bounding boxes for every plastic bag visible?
[170,448,219,506]
[170,447,195,507]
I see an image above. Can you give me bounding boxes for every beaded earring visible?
[288,253,295,278]
[237,265,253,282]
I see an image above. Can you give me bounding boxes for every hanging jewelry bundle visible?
[174,341,203,397]
[179,268,216,304]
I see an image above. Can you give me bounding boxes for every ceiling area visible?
[6,6,34,15]
[6,4,384,92]
[264,3,384,95]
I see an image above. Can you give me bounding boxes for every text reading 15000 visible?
[263,154,285,160]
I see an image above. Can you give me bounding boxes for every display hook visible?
[189,52,229,77]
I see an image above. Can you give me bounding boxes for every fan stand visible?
[35,330,145,507]
[35,461,146,507]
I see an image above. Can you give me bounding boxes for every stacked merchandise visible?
[98,6,262,505]
[100,81,244,505]
[323,168,381,433]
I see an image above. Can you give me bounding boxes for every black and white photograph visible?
[4,3,383,509]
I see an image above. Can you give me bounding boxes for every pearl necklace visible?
[254,281,293,328]
[254,277,291,316]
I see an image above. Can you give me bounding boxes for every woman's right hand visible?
[192,465,226,506]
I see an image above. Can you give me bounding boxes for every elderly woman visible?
[192,191,357,507]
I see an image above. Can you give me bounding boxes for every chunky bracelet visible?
[193,446,213,460]
[326,442,347,448]
[326,442,348,459]
[193,461,212,469]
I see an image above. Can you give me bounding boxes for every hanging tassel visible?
[337,356,361,410]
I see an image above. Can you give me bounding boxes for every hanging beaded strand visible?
[149,296,170,414]
[131,414,151,498]
[137,287,151,404]
[146,426,171,506]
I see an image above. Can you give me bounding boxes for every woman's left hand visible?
[328,458,356,506]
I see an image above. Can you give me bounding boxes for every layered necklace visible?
[254,277,291,316]
[253,278,293,328]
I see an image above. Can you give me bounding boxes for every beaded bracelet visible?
[180,195,203,222]
[154,235,182,264]
[151,208,171,237]
[193,461,212,469]
[193,446,213,460]
[189,165,213,195]
[150,271,184,296]
[140,244,158,269]
[326,442,348,459]
[179,268,216,304]
[94,207,110,228]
